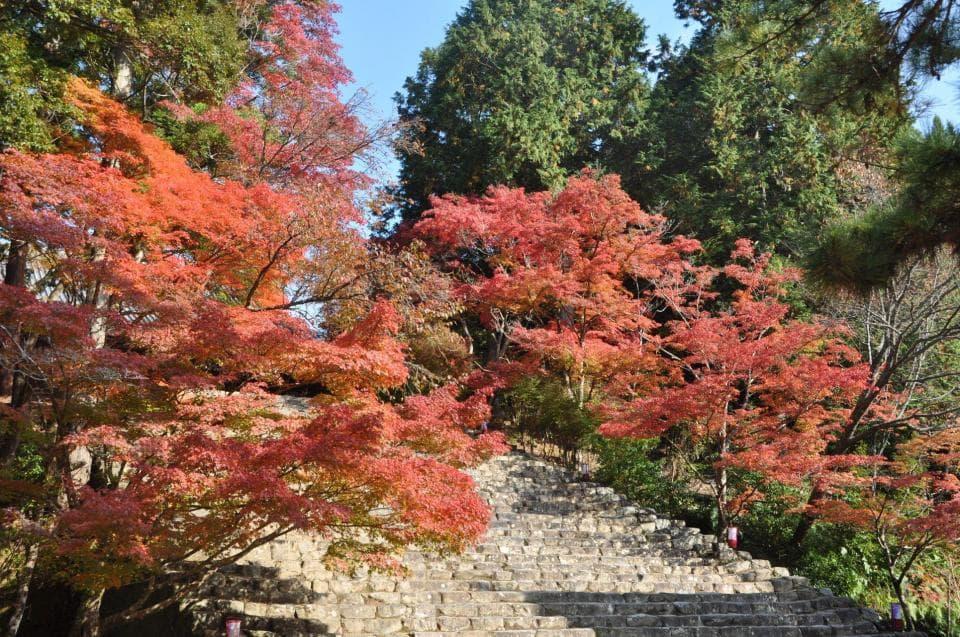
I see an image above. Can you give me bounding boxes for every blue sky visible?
[337,1,959,180]
[337,1,696,146]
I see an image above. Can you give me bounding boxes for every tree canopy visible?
[636,0,908,260]
[2,1,960,634]
[393,0,651,223]
[0,0,248,149]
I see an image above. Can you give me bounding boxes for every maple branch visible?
[244,232,299,308]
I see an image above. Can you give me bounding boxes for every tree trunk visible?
[891,578,913,630]
[789,483,828,547]
[790,511,815,547]
[6,542,39,636]
[112,49,133,100]
[62,244,109,492]
[86,244,108,348]
[577,360,587,409]
[4,239,27,287]
[0,240,31,466]
[0,357,35,466]
[69,589,104,637]
[485,326,508,364]
[716,466,728,535]
[716,406,729,535]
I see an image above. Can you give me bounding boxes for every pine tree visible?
[638,0,907,261]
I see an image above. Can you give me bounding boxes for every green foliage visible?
[0,31,74,151]
[13,443,45,485]
[909,548,960,637]
[394,0,651,221]
[591,438,805,553]
[638,0,906,261]
[797,525,889,604]
[721,478,802,559]
[0,0,247,149]
[18,0,244,101]
[591,436,703,523]
[134,2,246,104]
[797,534,960,636]
[504,377,598,459]
[150,104,234,174]
[810,119,960,291]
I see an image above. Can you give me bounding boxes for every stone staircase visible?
[186,451,920,636]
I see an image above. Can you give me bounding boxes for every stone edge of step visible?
[477,452,893,633]
[186,449,916,636]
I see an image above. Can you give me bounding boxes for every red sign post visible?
[726,527,739,549]
[891,603,904,631]
[225,617,242,637]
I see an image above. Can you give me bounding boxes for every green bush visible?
[503,377,597,463]
[591,436,706,524]
[795,525,888,602]
[723,478,803,563]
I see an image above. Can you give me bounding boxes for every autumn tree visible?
[600,241,875,530]
[411,177,881,536]
[406,144,957,603]
[164,0,392,193]
[156,0,399,330]
[816,427,960,629]
[0,78,505,637]
[413,173,700,454]
[783,248,960,546]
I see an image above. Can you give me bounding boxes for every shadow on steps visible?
[513,588,906,637]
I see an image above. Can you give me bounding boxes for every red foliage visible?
[601,241,876,522]
[172,0,368,197]
[415,173,700,406]
[0,81,502,597]
[415,177,886,526]
[811,427,960,619]
[815,428,960,545]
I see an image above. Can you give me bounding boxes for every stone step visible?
[205,598,884,633]
[471,538,708,549]
[206,587,871,610]
[412,631,594,637]
[404,565,769,578]
[176,451,919,637]
[405,559,781,575]
[212,569,774,590]
[438,546,747,559]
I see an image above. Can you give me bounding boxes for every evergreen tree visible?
[664,1,960,284]
[0,0,247,150]
[393,0,651,223]
[812,119,960,290]
[808,0,960,289]
[638,0,907,261]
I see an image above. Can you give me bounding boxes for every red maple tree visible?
[414,173,701,409]
[601,241,877,529]
[0,79,504,635]
[166,0,381,197]
[814,427,960,628]
[416,179,889,534]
